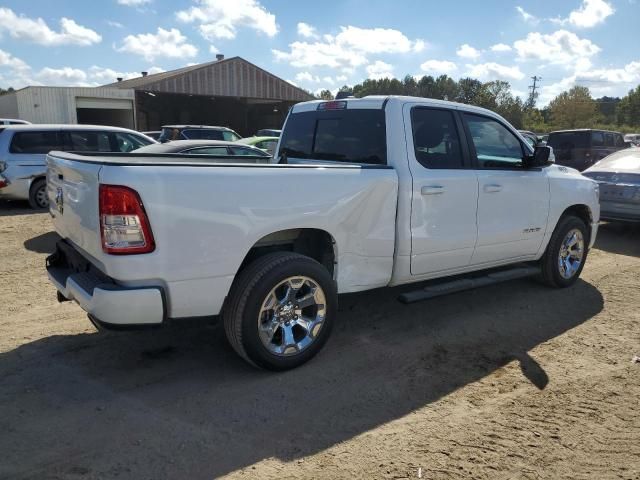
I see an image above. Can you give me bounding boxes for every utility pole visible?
[527,75,541,109]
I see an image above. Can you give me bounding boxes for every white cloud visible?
[295,71,320,83]
[88,65,164,84]
[322,76,335,85]
[465,62,525,81]
[273,25,425,70]
[297,22,318,39]
[209,44,219,54]
[456,44,481,59]
[413,39,427,53]
[35,67,88,86]
[116,28,197,61]
[551,0,614,28]
[516,6,539,25]
[576,61,640,84]
[176,0,277,40]
[366,60,394,80]
[336,75,348,82]
[106,20,124,28]
[0,8,101,46]
[513,30,600,67]
[117,0,152,5]
[420,59,457,75]
[539,60,640,105]
[490,43,512,52]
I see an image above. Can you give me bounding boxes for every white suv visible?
[0,125,155,209]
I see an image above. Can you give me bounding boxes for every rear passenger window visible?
[67,131,111,152]
[185,147,229,155]
[464,114,524,169]
[411,108,463,169]
[112,132,149,152]
[592,132,604,147]
[615,135,625,147]
[9,131,62,154]
[222,131,240,142]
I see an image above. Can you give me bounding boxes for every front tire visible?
[28,179,48,209]
[223,252,337,370]
[540,215,588,288]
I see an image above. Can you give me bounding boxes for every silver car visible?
[0,125,155,209]
[583,149,640,222]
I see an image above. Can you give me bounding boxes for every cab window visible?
[464,114,524,169]
[411,108,464,169]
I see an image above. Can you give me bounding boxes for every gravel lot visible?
[1,199,639,480]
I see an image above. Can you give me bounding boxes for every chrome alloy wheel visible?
[558,228,584,279]
[257,276,326,356]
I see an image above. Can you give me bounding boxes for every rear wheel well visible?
[560,204,592,243]
[238,229,336,278]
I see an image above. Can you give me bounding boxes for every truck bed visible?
[46,151,399,319]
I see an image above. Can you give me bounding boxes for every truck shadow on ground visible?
[1,276,603,479]
[594,222,640,257]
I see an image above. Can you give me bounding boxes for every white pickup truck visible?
[46,96,600,370]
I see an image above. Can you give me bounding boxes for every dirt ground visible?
[1,199,639,480]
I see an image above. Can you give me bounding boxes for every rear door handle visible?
[421,185,445,195]
[483,184,503,193]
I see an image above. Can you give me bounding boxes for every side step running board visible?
[398,265,540,304]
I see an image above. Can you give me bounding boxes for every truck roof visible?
[291,95,507,119]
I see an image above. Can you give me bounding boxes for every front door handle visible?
[421,185,445,195]
[483,184,503,193]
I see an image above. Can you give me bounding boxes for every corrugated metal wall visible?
[15,87,135,124]
[141,58,309,101]
[0,93,19,118]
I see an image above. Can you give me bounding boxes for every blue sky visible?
[0,0,638,106]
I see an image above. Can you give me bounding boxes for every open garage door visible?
[76,97,135,129]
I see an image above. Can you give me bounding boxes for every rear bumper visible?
[46,241,166,328]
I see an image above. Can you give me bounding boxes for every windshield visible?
[279,109,387,165]
[548,131,590,149]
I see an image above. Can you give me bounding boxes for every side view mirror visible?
[525,146,553,168]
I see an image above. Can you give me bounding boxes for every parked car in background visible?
[583,149,640,222]
[158,125,242,143]
[539,134,549,146]
[142,131,161,141]
[0,119,31,125]
[256,128,281,137]
[236,136,279,155]
[624,133,640,146]
[45,96,599,370]
[547,129,626,171]
[0,125,155,209]
[133,140,271,160]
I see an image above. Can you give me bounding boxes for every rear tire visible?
[223,252,337,370]
[28,179,48,209]
[540,215,588,288]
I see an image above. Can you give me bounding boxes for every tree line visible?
[317,76,640,134]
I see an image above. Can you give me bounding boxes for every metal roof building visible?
[0,56,313,136]
[105,55,313,135]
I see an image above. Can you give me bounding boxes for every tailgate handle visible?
[421,185,444,195]
[484,184,503,193]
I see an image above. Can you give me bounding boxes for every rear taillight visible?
[99,184,155,254]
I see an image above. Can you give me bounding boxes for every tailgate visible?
[47,153,103,260]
